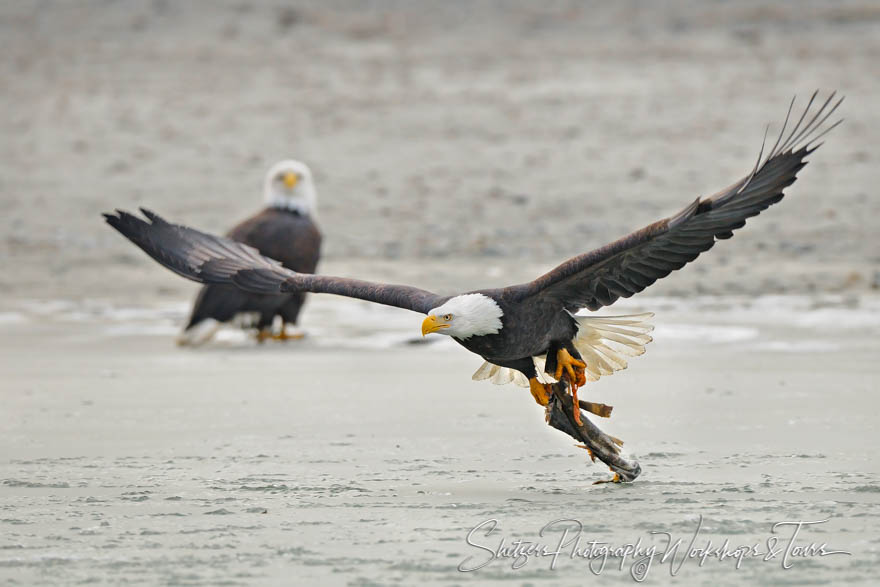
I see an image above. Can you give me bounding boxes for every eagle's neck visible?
[264,181,318,218]
[268,197,312,216]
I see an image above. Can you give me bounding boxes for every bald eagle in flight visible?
[105,94,841,423]
[178,160,322,346]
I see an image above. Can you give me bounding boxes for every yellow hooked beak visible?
[421,315,450,336]
[282,172,299,189]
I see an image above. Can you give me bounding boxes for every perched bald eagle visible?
[178,160,322,345]
[105,94,840,424]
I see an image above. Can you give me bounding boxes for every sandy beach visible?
[2,294,879,584]
[2,1,879,584]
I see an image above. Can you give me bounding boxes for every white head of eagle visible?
[263,159,317,216]
[422,294,503,340]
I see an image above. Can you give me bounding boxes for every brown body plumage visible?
[177,159,322,345]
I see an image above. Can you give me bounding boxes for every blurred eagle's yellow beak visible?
[282,172,299,189]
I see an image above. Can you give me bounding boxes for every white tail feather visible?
[471,360,531,386]
[176,319,221,347]
[574,312,653,382]
[471,312,654,388]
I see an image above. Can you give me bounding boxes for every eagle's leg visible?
[553,348,587,425]
[256,328,272,343]
[274,319,290,341]
[270,319,305,341]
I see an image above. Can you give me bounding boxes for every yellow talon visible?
[554,349,588,426]
[554,348,587,386]
[256,320,305,342]
[271,329,305,341]
[528,377,553,406]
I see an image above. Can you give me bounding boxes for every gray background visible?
[1,0,877,299]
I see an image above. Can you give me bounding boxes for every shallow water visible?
[1,295,878,584]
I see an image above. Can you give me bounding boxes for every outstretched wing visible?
[104,209,445,314]
[504,91,843,312]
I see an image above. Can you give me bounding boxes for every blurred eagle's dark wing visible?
[184,208,322,330]
[504,92,843,312]
[104,209,446,315]
[185,284,263,329]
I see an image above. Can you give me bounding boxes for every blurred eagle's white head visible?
[263,159,317,216]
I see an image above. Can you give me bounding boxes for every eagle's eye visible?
[443,313,453,321]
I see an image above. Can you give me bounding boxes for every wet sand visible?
[1,295,878,584]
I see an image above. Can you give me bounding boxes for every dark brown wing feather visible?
[185,284,267,329]
[504,92,843,312]
[185,208,322,329]
[104,209,444,315]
